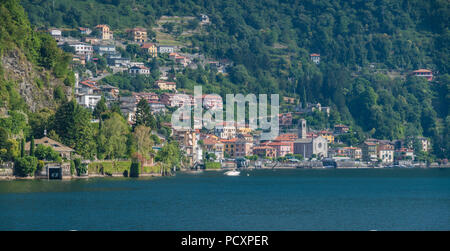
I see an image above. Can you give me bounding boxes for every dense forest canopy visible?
[6,0,450,159]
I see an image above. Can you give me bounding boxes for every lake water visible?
[1,168,449,230]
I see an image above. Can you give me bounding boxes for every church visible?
[293,119,328,159]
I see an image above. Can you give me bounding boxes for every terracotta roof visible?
[274,134,297,141]
[412,69,432,73]
[310,53,320,57]
[95,24,109,29]
[203,138,218,145]
[131,65,149,70]
[80,80,99,90]
[268,141,291,146]
[254,146,276,150]
[141,43,156,49]
[221,138,238,143]
[25,137,75,153]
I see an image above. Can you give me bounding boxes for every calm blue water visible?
[0,168,449,230]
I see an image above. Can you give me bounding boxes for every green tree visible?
[134,98,156,129]
[14,156,38,177]
[20,138,25,157]
[52,100,96,158]
[156,142,181,170]
[97,112,129,159]
[34,144,61,161]
[129,161,140,178]
[29,136,35,156]
[93,96,107,119]
[132,125,153,161]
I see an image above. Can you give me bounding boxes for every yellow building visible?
[155,80,177,91]
[237,126,252,135]
[141,43,157,57]
[318,130,334,144]
[95,24,113,40]
[130,28,147,43]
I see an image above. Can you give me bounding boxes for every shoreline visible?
[1,166,448,181]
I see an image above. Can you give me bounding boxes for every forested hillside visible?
[14,0,450,159]
[0,0,74,164]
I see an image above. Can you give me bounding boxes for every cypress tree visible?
[20,138,25,157]
[129,161,140,178]
[29,136,35,156]
[301,86,307,109]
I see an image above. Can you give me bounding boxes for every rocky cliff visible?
[1,49,72,113]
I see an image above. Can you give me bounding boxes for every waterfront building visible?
[417,137,431,152]
[25,137,75,160]
[377,144,394,163]
[293,119,328,158]
[361,142,378,161]
[221,138,253,158]
[253,146,277,158]
[268,141,292,157]
[394,148,415,161]
[173,128,199,165]
[203,137,224,160]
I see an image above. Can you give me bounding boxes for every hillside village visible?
[1,13,444,180]
[42,14,442,171]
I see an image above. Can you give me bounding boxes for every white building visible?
[214,124,236,139]
[310,53,320,64]
[417,137,431,152]
[50,29,62,37]
[158,45,175,54]
[378,144,394,163]
[70,43,93,56]
[77,94,102,110]
[293,119,328,159]
[129,65,150,75]
[200,14,210,24]
[94,45,116,56]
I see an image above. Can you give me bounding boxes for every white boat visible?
[224,170,240,176]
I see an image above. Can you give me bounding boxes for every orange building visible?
[253,146,277,158]
[411,69,433,81]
